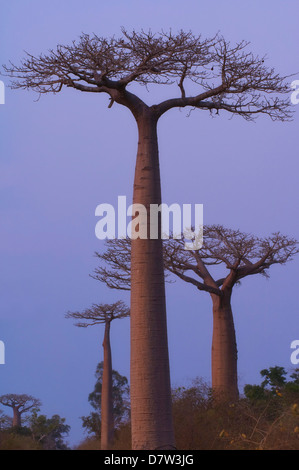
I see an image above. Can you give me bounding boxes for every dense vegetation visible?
[76,365,299,451]
[1,365,298,450]
[0,410,70,450]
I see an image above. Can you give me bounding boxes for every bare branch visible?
[91,227,298,297]
[2,29,292,122]
[92,239,132,291]
[65,300,130,327]
[0,394,41,412]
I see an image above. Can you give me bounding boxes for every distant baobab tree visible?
[65,300,129,450]
[163,226,298,401]
[0,394,41,427]
[92,227,298,401]
[3,29,293,449]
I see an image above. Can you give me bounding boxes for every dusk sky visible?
[1,1,298,447]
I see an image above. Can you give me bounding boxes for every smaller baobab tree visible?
[163,226,299,401]
[92,227,298,402]
[65,300,129,450]
[0,394,41,428]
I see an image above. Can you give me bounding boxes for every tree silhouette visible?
[0,394,41,427]
[92,227,298,401]
[3,29,293,449]
[66,300,129,450]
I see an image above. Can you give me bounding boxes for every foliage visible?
[0,410,12,430]
[78,366,299,450]
[81,362,130,437]
[171,367,299,450]
[244,366,299,401]
[28,411,70,449]
[0,410,70,450]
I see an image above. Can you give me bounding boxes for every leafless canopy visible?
[93,239,132,291]
[93,226,298,296]
[0,394,41,412]
[164,226,299,295]
[65,300,129,327]
[2,29,294,121]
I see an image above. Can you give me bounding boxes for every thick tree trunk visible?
[101,321,114,450]
[12,407,21,427]
[211,291,239,401]
[130,111,175,450]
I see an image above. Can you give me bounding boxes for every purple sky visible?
[1,1,299,447]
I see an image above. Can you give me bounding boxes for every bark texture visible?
[101,321,114,450]
[211,291,239,401]
[130,111,175,450]
[12,407,21,427]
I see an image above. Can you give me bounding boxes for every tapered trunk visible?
[130,111,175,450]
[101,321,114,450]
[211,291,239,401]
[12,407,21,427]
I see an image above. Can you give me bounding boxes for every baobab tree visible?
[163,226,298,401]
[65,300,129,450]
[0,394,41,427]
[92,227,298,401]
[3,29,293,449]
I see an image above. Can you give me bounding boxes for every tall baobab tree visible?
[0,394,41,427]
[92,227,298,401]
[65,300,129,450]
[3,29,293,449]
